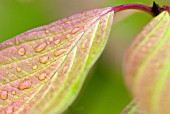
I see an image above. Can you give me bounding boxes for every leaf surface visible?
[0,7,114,114]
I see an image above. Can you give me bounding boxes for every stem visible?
[108,2,170,17]
[111,4,153,15]
[162,5,170,14]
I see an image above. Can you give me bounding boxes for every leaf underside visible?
[0,8,113,114]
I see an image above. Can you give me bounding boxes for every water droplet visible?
[8,65,12,69]
[47,42,50,45]
[59,25,63,30]
[8,58,12,61]
[5,42,9,45]
[15,38,19,45]
[82,39,88,49]
[1,90,8,100]
[50,57,54,61]
[32,64,38,70]
[5,106,14,114]
[66,21,71,24]
[34,42,47,53]
[5,72,9,75]
[141,47,146,52]
[62,66,68,73]
[71,27,80,34]
[45,30,50,34]
[146,42,152,48]
[18,80,31,90]
[39,55,49,64]
[16,67,22,73]
[18,47,26,56]
[65,34,70,39]
[38,73,47,81]
[11,90,16,95]
[54,49,66,57]
[4,78,10,83]
[49,66,55,70]
[26,60,29,64]
[54,40,60,45]
[49,37,54,42]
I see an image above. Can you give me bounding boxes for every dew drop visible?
[39,55,49,64]
[5,42,9,45]
[5,72,9,75]
[8,58,12,61]
[65,34,70,39]
[54,40,60,45]
[26,60,30,64]
[141,47,146,52]
[8,65,12,69]
[5,106,14,114]
[71,27,80,34]
[38,73,47,81]
[45,30,50,34]
[15,38,19,45]
[5,79,10,83]
[16,67,22,73]
[32,64,38,70]
[59,25,63,30]
[1,90,8,100]
[82,39,88,49]
[34,42,47,53]
[54,49,66,57]
[18,47,26,56]
[18,80,31,90]
[11,90,16,95]
[62,66,68,73]
[147,42,152,48]
[49,66,55,70]
[49,37,54,42]
[50,57,54,61]
[47,42,50,45]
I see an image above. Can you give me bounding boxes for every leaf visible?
[0,8,114,114]
[124,11,170,114]
[121,100,148,114]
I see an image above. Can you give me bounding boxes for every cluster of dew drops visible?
[1,39,56,114]
[0,26,81,114]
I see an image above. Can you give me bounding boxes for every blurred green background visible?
[0,0,169,114]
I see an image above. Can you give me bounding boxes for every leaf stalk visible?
[109,2,170,17]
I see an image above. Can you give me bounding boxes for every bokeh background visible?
[0,0,169,114]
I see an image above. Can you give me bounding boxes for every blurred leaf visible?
[0,7,113,114]
[121,100,148,114]
[124,11,170,114]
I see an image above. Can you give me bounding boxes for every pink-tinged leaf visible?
[124,11,170,114]
[0,7,114,114]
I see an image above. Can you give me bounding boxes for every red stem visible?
[107,3,170,17]
[162,5,170,14]
[111,4,153,15]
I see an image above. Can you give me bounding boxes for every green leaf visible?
[124,11,170,114]
[0,8,114,114]
[121,100,148,114]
